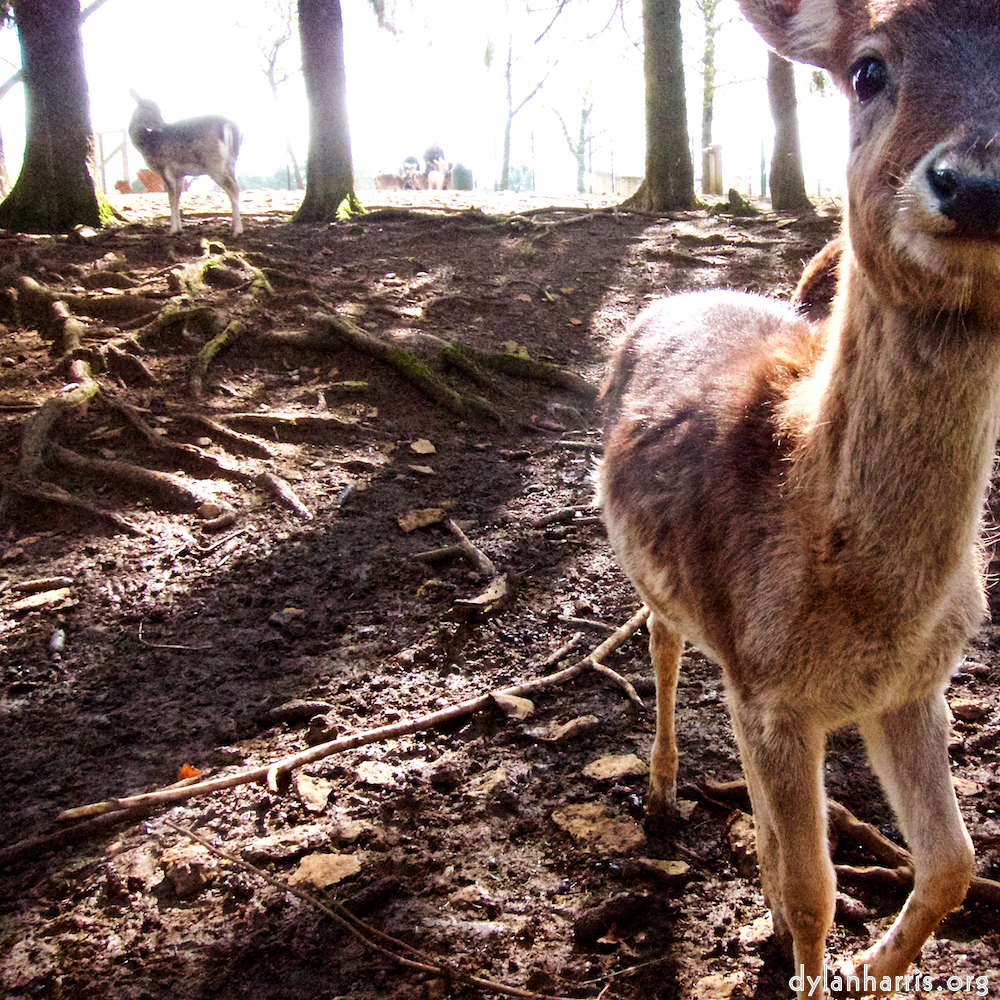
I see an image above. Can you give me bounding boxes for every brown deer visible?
[598,0,996,993]
[128,90,243,236]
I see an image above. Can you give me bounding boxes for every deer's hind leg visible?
[210,170,242,236]
[852,691,974,984]
[646,611,683,820]
[728,695,835,991]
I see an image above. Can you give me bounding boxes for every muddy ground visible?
[0,187,998,1000]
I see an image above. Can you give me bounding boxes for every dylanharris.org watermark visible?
[790,966,991,997]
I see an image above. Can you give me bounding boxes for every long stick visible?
[59,605,650,821]
[0,607,650,868]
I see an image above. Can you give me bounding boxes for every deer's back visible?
[130,115,242,173]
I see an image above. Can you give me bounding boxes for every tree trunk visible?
[575,106,588,193]
[0,0,101,233]
[624,0,696,212]
[767,51,812,212]
[293,0,362,222]
[700,0,721,196]
[500,42,514,190]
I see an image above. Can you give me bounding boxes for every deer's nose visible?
[928,165,1000,236]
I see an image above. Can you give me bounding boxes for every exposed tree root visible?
[313,311,502,421]
[51,445,223,512]
[189,317,246,399]
[696,778,1000,907]
[173,413,277,459]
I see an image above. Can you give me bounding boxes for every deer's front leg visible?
[852,692,974,987]
[729,695,835,998]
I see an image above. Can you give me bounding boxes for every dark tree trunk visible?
[768,51,812,212]
[624,0,696,212]
[294,0,361,222]
[0,0,101,233]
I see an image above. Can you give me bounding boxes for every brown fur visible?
[599,0,1000,993]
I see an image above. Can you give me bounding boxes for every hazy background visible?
[0,0,848,197]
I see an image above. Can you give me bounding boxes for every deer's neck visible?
[790,254,1000,603]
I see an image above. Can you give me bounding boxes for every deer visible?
[598,0,996,994]
[127,90,243,236]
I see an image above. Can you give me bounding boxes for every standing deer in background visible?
[128,90,243,236]
[599,0,996,993]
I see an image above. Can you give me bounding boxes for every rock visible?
[355,761,396,787]
[636,857,692,887]
[529,715,599,741]
[691,972,747,999]
[583,754,649,781]
[159,844,217,899]
[243,825,330,864]
[725,811,758,878]
[551,802,646,853]
[950,697,990,721]
[573,890,650,943]
[492,693,534,719]
[293,773,333,813]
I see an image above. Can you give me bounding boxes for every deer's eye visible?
[851,56,889,103]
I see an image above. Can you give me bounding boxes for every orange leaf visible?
[177,763,202,781]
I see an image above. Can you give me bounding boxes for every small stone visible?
[583,754,649,781]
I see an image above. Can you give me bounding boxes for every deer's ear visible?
[738,0,844,71]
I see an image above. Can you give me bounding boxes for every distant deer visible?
[128,90,243,236]
[599,0,993,993]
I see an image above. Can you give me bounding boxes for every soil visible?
[0,188,998,1000]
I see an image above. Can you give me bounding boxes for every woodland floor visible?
[0,187,998,1000]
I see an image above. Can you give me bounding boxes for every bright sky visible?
[0,0,848,198]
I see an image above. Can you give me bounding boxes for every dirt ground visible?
[0,187,998,1000]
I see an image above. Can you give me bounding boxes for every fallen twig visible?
[257,471,313,520]
[446,518,496,577]
[51,605,652,826]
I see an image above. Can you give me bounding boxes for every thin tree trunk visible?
[768,51,812,212]
[0,0,101,232]
[700,0,720,195]
[293,0,361,222]
[624,0,696,212]
[501,42,514,190]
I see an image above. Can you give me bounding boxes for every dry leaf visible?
[492,693,534,719]
[289,852,362,887]
[516,293,532,302]
[10,588,72,611]
[410,438,436,454]
[568,317,583,326]
[397,507,446,532]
